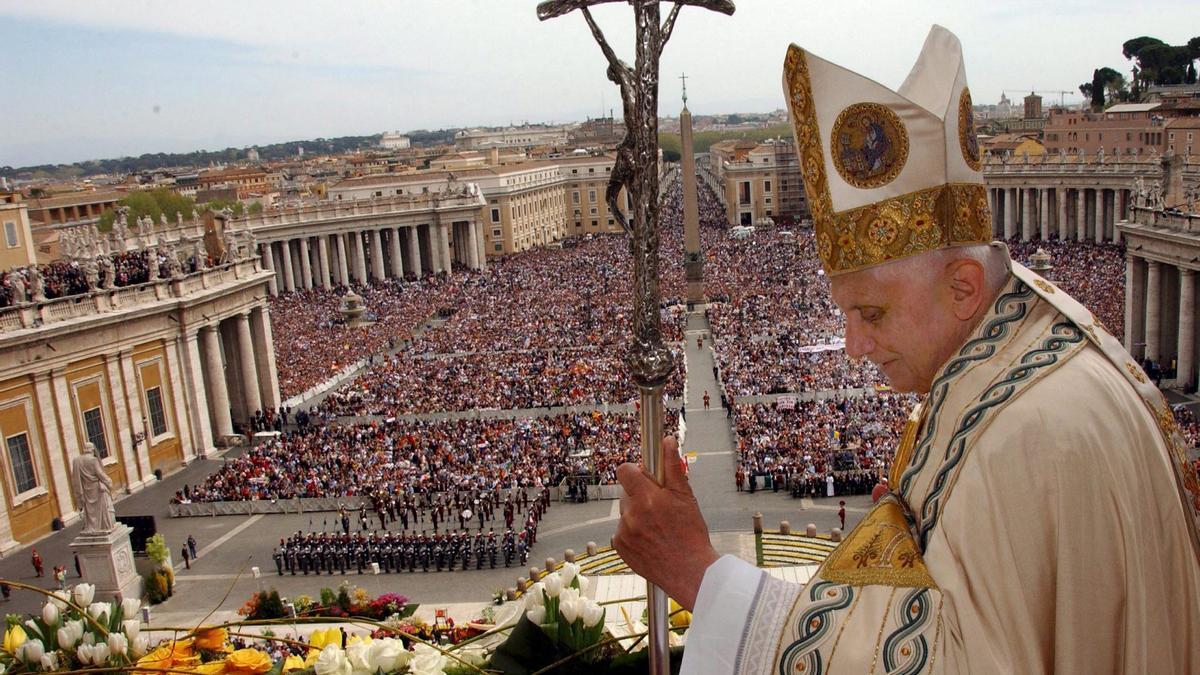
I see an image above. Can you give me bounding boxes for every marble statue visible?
[98,256,115,289]
[28,265,45,302]
[7,272,27,304]
[1134,176,1146,208]
[159,213,169,228]
[176,212,184,228]
[1097,146,1105,164]
[193,239,208,270]
[71,442,115,534]
[82,258,99,291]
[166,250,183,278]
[147,249,158,282]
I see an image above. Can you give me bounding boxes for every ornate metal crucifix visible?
[537,2,735,673]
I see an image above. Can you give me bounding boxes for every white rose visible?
[526,606,546,625]
[409,643,448,675]
[121,598,142,620]
[582,602,605,628]
[345,640,372,675]
[72,583,95,608]
[107,632,128,657]
[543,574,563,598]
[122,619,141,642]
[87,602,111,622]
[367,638,410,673]
[314,644,353,675]
[41,603,60,627]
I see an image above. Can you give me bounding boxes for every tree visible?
[1123,36,1165,61]
[1079,81,1094,101]
[1188,36,1200,59]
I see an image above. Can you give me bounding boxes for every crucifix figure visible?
[538,2,735,673]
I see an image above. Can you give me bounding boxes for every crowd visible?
[319,346,684,416]
[183,409,679,503]
[732,394,915,498]
[1006,238,1125,340]
[716,341,882,397]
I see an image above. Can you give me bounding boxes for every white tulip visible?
[23,620,36,633]
[87,602,110,622]
[91,643,110,666]
[57,626,78,649]
[107,632,128,657]
[559,598,581,624]
[367,638,410,673]
[526,606,546,626]
[18,639,45,665]
[41,603,59,627]
[543,574,563,598]
[131,634,150,658]
[48,590,70,611]
[409,643,448,675]
[314,644,352,675]
[559,563,579,587]
[458,645,487,666]
[122,619,141,642]
[577,575,590,593]
[41,651,59,671]
[559,587,580,606]
[63,620,85,647]
[76,644,94,665]
[121,598,141,620]
[72,583,95,608]
[81,632,95,647]
[524,582,545,609]
[582,602,605,628]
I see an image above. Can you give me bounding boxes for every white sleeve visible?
[680,555,766,675]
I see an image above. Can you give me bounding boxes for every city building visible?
[379,131,411,150]
[705,138,808,226]
[196,168,270,200]
[25,190,123,227]
[0,222,277,549]
[0,196,36,271]
[454,124,570,150]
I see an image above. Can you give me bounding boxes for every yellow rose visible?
[3,624,26,653]
[193,627,228,651]
[224,647,273,674]
[135,639,200,673]
[281,654,306,673]
[188,663,226,675]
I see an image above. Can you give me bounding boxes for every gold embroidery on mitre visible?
[958,88,982,171]
[831,102,909,189]
[818,495,936,588]
[783,46,992,277]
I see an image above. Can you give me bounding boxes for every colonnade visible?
[1124,256,1198,389]
[258,221,485,296]
[987,185,1133,244]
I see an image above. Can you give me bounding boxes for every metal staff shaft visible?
[639,384,670,674]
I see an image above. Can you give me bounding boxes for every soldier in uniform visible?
[487,530,498,569]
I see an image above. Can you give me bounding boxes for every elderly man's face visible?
[831,265,954,395]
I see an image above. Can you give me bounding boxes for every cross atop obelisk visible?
[680,72,689,106]
[537,2,734,673]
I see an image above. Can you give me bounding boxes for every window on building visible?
[82,407,109,459]
[1127,132,1132,142]
[375,191,383,197]
[572,191,580,204]
[491,208,501,223]
[591,220,598,228]
[590,207,598,215]
[145,387,168,437]
[764,180,772,193]
[6,433,36,495]
[739,181,751,205]
[3,222,16,248]
[588,190,596,203]
[494,243,503,252]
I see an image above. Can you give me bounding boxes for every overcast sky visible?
[1,0,1194,167]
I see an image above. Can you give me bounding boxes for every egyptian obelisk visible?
[680,74,704,305]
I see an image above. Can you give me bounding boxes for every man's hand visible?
[612,436,720,611]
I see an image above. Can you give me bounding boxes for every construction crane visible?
[1003,89,1076,107]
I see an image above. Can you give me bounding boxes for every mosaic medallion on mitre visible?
[958,88,981,171]
[831,102,908,189]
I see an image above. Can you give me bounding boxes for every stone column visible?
[1146,260,1162,363]
[370,229,386,281]
[279,240,296,293]
[317,235,332,288]
[178,329,214,458]
[250,305,281,410]
[200,324,234,441]
[1004,188,1016,239]
[119,351,155,482]
[987,188,998,237]
[1178,269,1196,389]
[389,227,405,278]
[49,369,83,519]
[408,226,423,277]
[1076,189,1087,241]
[1021,187,1034,240]
[475,221,488,272]
[261,244,278,296]
[161,335,195,464]
[335,233,350,286]
[104,353,143,489]
[298,237,313,290]
[467,222,480,270]
[1056,187,1068,240]
[1094,188,1105,242]
[353,231,368,283]
[1125,255,1137,352]
[1038,188,1050,240]
[439,223,453,274]
[234,312,261,418]
[32,373,78,523]
[1112,191,1124,244]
